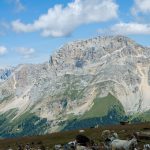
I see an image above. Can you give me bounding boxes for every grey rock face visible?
[0,68,13,82]
[0,36,150,133]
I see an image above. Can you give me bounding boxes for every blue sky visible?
[0,0,150,67]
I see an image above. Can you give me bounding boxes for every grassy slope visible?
[0,109,18,137]
[80,93,125,120]
[79,93,150,124]
[63,94,126,130]
[0,123,149,150]
[141,110,150,121]
[0,74,149,138]
[130,110,150,122]
[0,110,48,138]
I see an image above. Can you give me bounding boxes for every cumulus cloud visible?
[15,47,35,58]
[131,0,150,15]
[12,0,118,37]
[99,22,150,35]
[0,46,7,56]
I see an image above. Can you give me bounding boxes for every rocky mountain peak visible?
[0,36,150,137]
[49,36,144,72]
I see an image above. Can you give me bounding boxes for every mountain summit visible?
[0,36,150,137]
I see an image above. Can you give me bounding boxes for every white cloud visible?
[99,22,150,35]
[0,46,7,56]
[12,0,118,37]
[131,0,150,15]
[16,47,35,58]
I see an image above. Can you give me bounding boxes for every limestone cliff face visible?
[0,36,150,136]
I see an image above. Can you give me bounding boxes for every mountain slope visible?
[0,36,150,137]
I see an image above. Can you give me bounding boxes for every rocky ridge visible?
[0,36,150,137]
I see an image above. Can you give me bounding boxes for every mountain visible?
[0,36,150,137]
[0,67,14,82]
